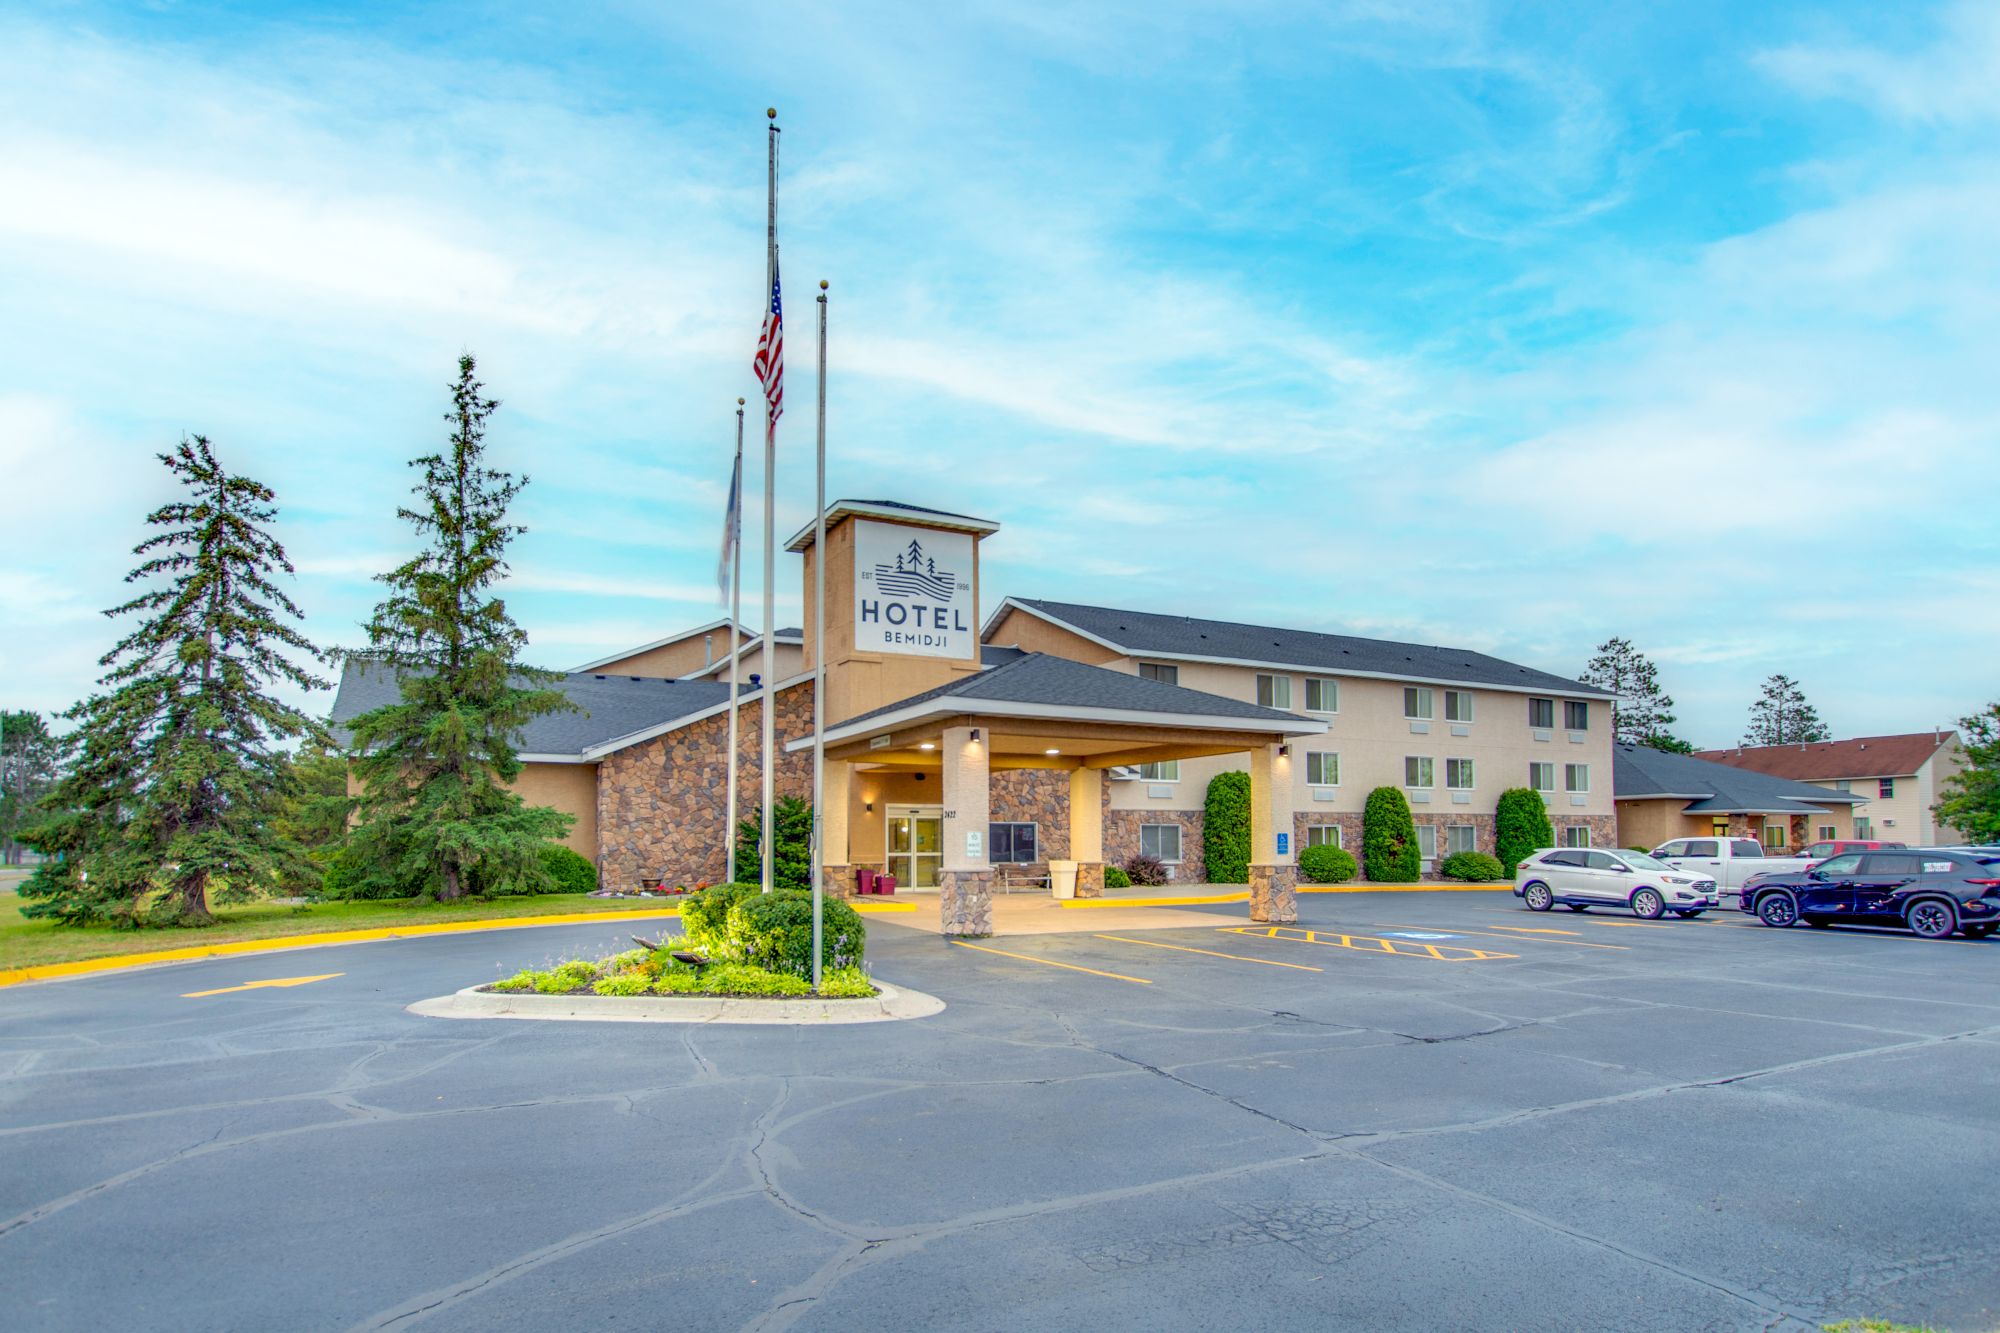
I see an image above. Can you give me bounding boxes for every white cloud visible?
[1760,1,2000,124]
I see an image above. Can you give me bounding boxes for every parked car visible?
[1515,848,1719,919]
[1799,839,1906,862]
[1650,837,1815,906]
[1738,849,2000,939]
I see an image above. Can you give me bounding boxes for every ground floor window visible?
[1854,817,1874,839]
[1561,825,1592,848]
[1140,823,1183,863]
[988,822,1038,864]
[1416,825,1437,864]
[1817,824,1837,841]
[1761,823,1788,850]
[1304,825,1343,849]
[1446,824,1476,855]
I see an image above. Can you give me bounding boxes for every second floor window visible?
[1304,677,1339,712]
[1405,756,1434,788]
[1529,762,1555,792]
[1445,690,1474,723]
[1564,700,1590,730]
[1528,697,1555,728]
[1138,662,1178,685]
[1879,777,1896,799]
[1257,674,1292,709]
[1446,758,1474,789]
[1565,763,1589,793]
[1404,687,1434,719]
[1137,761,1179,781]
[1306,751,1339,786]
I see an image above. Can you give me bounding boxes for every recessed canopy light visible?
[918,742,936,751]
[1044,748,1061,756]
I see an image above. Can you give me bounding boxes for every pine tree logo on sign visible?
[853,519,975,660]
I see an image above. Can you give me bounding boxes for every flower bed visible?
[484,947,878,1000]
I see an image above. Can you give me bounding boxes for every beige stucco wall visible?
[983,605,1122,665]
[684,639,803,685]
[512,761,600,858]
[590,628,745,679]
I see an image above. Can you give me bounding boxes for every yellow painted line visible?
[1060,893,1249,909]
[1299,883,1511,894]
[1380,922,1628,951]
[1221,925,1515,963]
[1491,926,1583,935]
[0,907,684,989]
[1576,919,1673,929]
[1092,934,1323,972]
[950,940,1151,984]
[183,972,344,998]
[851,901,919,913]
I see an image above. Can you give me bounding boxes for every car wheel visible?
[1963,923,1996,940]
[1906,898,1959,940]
[1756,891,1798,929]
[1673,909,1704,919]
[1523,882,1554,912]
[1631,888,1665,920]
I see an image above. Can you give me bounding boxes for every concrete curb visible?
[406,979,946,1025]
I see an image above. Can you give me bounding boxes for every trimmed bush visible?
[1362,786,1421,882]
[1124,854,1169,887]
[1202,771,1251,884]
[1104,866,1132,890]
[537,843,598,894]
[722,889,866,979]
[678,882,760,952]
[654,962,812,997]
[1297,844,1358,884]
[1494,787,1555,875]
[818,966,877,998]
[1439,851,1505,882]
[592,971,652,996]
[492,969,538,993]
[533,959,602,994]
[734,797,814,892]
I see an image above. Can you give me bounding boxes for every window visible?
[1544,850,1587,867]
[1256,674,1292,709]
[1529,762,1555,792]
[1404,687,1434,719]
[988,823,1038,864]
[1416,825,1438,861]
[1446,824,1476,855]
[1854,816,1874,839]
[1878,778,1896,799]
[1304,825,1343,849]
[1445,690,1474,723]
[1563,700,1590,730]
[1136,761,1180,782]
[1561,825,1592,848]
[1140,823,1182,863]
[1528,697,1555,729]
[1445,758,1475,790]
[1304,677,1339,712]
[1404,756,1434,788]
[1835,779,1852,793]
[1305,751,1340,786]
[1586,850,1622,870]
[1761,824,1788,850]
[1866,853,1924,875]
[1656,840,1689,857]
[1817,825,1837,841]
[1731,838,1762,857]
[1816,853,1864,876]
[1564,763,1589,793]
[1138,662,1179,686]
[1685,839,1719,857]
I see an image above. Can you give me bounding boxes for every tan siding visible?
[984,607,1122,665]
[512,762,600,858]
[592,630,744,679]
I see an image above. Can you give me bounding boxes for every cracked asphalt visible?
[2,891,1998,1332]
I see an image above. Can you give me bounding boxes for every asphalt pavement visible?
[2,891,1997,1332]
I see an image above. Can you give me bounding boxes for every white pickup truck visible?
[1650,836,1815,905]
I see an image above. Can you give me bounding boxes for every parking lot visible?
[2,889,1997,1332]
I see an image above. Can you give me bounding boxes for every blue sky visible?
[3,1,1996,746]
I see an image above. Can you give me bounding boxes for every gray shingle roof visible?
[329,660,737,758]
[836,652,1316,730]
[1005,598,1612,697]
[1612,744,1866,814]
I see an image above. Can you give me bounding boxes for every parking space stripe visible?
[950,940,1152,984]
[1092,934,1324,971]
[1221,926,1515,962]
[1381,923,1628,951]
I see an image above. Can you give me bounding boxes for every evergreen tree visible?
[735,796,813,891]
[270,741,354,893]
[1935,705,2000,842]
[0,710,62,866]
[1362,786,1421,882]
[18,438,326,926]
[1202,770,1251,884]
[344,356,573,901]
[1742,673,1831,746]
[1579,636,1679,746]
[1640,732,1698,755]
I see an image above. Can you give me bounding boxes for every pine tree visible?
[1579,637,1679,746]
[1935,705,2000,842]
[0,711,62,866]
[18,438,326,926]
[344,356,573,901]
[1742,674,1831,746]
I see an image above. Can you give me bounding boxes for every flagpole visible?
[811,279,828,992]
[760,107,779,897]
[726,398,745,884]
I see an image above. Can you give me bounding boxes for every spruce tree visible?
[0,710,61,866]
[18,438,326,926]
[344,356,572,900]
[1579,636,1679,747]
[1935,705,2000,842]
[1742,674,1831,746]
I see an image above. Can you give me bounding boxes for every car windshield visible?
[1621,852,1672,871]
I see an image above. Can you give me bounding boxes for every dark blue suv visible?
[1740,849,2000,940]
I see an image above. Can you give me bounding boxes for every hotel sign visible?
[853,518,975,660]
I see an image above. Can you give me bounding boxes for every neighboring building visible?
[572,618,804,685]
[1694,733,1967,846]
[1612,744,1864,851]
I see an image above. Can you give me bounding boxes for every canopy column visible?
[939,726,992,936]
[1248,743,1298,923]
[821,759,851,896]
[1069,767,1105,897]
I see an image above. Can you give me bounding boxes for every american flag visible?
[753,268,783,434]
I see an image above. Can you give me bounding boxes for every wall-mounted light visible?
[970,728,981,742]
[1278,743,1291,758]
[865,801,874,813]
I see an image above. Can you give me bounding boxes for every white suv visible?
[1514,848,1718,920]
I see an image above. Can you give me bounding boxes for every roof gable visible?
[1614,743,1865,814]
[1695,732,1954,782]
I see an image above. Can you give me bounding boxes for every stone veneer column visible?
[820,759,852,897]
[1248,743,1299,924]
[1069,767,1104,898]
[939,726,993,936]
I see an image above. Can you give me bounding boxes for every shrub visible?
[533,959,602,994]
[592,971,651,996]
[1297,844,1357,884]
[1439,851,1506,882]
[1104,866,1132,889]
[492,969,538,992]
[1362,787,1421,882]
[721,889,866,979]
[818,966,876,998]
[654,962,812,997]
[678,882,761,952]
[1494,787,1555,875]
[537,843,598,894]
[1202,771,1251,884]
[1124,854,1169,887]
[733,796,814,891]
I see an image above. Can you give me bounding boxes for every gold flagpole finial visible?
[766,107,777,119]
[819,280,829,291]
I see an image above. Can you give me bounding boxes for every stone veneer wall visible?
[596,682,815,891]
[1558,813,1621,850]
[987,769,1071,883]
[1105,807,1207,882]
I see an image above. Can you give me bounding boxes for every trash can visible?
[855,867,876,895]
[1049,860,1079,900]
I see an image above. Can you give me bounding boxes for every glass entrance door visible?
[886,810,943,888]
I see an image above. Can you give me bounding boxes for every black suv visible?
[1740,849,2000,940]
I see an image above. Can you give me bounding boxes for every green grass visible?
[0,886,675,973]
